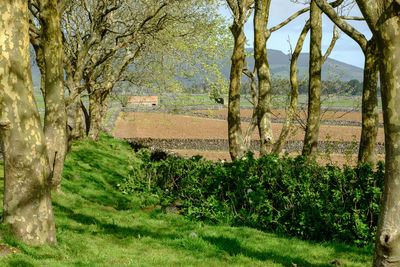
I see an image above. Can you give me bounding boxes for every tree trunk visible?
[242,68,258,150]
[88,92,102,141]
[81,100,90,136]
[358,39,379,166]
[66,96,85,151]
[254,0,273,156]
[0,0,57,245]
[40,0,67,192]
[302,0,322,159]
[373,11,400,266]
[228,22,246,161]
[273,20,310,154]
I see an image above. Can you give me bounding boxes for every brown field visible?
[113,111,385,166]
[114,112,384,142]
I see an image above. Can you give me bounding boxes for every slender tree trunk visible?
[0,0,57,245]
[373,15,400,267]
[358,39,379,166]
[88,92,102,141]
[311,0,378,165]
[273,21,310,154]
[228,22,246,161]
[40,0,67,192]
[81,100,90,136]
[243,68,258,150]
[66,96,85,150]
[254,0,273,156]
[302,0,322,159]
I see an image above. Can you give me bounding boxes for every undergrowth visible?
[0,134,373,266]
[121,144,384,247]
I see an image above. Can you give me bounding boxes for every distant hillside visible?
[30,48,363,88]
[221,48,364,82]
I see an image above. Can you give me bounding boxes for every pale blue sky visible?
[219,1,372,69]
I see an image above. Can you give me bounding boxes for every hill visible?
[221,48,364,82]
[30,48,362,89]
[0,134,372,266]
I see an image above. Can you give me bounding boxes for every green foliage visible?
[121,151,384,246]
[0,134,373,266]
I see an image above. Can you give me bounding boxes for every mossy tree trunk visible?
[40,0,68,192]
[228,20,247,161]
[314,0,379,165]
[254,0,273,156]
[374,35,400,267]
[302,0,322,159]
[88,92,102,141]
[0,0,57,245]
[354,0,400,265]
[358,39,379,165]
[66,96,86,148]
[226,0,254,161]
[87,91,110,141]
[242,68,258,150]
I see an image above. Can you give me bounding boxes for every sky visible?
[219,1,372,69]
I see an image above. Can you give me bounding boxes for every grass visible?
[0,134,373,266]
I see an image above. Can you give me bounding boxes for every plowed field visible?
[113,109,385,166]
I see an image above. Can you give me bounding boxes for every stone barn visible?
[127,96,158,108]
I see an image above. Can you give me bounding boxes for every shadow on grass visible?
[5,259,34,267]
[61,182,133,211]
[202,235,332,267]
[53,202,177,241]
[53,201,370,266]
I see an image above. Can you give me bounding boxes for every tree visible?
[349,0,400,265]
[0,0,57,245]
[29,0,68,192]
[254,0,274,156]
[63,0,227,141]
[302,0,323,158]
[300,0,344,159]
[225,0,254,160]
[227,0,311,160]
[314,0,379,166]
[272,20,311,153]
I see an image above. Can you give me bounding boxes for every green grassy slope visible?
[0,135,372,266]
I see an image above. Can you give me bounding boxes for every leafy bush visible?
[119,150,384,246]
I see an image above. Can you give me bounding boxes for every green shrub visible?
[119,150,384,246]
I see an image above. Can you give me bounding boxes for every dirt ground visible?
[114,112,384,142]
[113,111,385,166]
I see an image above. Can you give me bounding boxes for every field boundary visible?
[126,137,385,155]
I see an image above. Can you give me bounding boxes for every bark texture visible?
[254,0,273,156]
[227,1,253,161]
[228,24,246,160]
[0,0,57,245]
[66,96,85,151]
[354,1,400,265]
[87,91,109,141]
[302,0,322,159]
[358,39,379,165]
[40,0,68,192]
[242,68,258,150]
